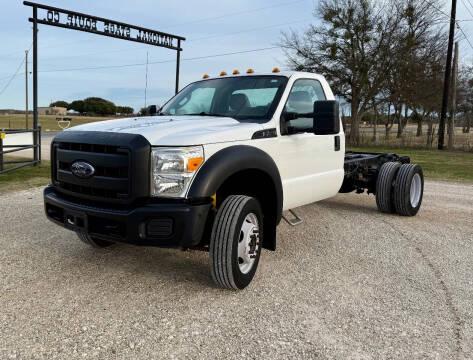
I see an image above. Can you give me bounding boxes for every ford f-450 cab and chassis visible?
[44,71,424,290]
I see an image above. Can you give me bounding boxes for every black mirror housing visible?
[147,105,157,116]
[313,100,340,135]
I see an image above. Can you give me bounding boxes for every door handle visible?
[334,135,340,151]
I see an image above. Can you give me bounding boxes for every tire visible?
[210,195,263,290]
[376,162,401,213]
[393,164,424,216]
[76,232,115,248]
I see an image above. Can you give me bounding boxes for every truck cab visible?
[44,70,424,290]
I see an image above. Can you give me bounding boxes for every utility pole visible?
[438,0,457,150]
[25,50,29,129]
[448,42,459,150]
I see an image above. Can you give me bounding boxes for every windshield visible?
[160,75,288,122]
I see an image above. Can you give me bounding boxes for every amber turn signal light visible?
[187,157,203,172]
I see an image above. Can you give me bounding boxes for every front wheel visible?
[209,195,263,290]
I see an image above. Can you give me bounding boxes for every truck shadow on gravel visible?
[64,243,217,289]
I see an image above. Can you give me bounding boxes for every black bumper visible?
[44,186,211,247]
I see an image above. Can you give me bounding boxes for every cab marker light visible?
[233,70,240,75]
[203,74,209,79]
[246,68,254,74]
[272,67,280,73]
[220,71,227,76]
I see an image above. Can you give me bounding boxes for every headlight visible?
[150,146,204,198]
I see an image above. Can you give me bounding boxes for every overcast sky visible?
[1,0,472,111]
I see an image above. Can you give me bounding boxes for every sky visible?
[0,0,472,112]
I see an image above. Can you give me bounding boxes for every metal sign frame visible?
[23,1,185,164]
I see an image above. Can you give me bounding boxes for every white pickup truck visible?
[44,69,424,290]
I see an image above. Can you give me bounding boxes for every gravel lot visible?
[1,180,472,359]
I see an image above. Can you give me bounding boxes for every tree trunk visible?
[348,100,360,145]
[416,110,425,137]
[427,116,435,148]
[401,105,408,146]
[372,101,378,143]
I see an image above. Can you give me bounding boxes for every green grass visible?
[350,146,473,183]
[0,148,471,194]
[0,114,123,132]
[0,157,51,194]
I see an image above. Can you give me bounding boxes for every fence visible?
[0,127,41,174]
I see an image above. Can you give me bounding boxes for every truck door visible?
[277,78,344,210]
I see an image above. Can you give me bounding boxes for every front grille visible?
[53,141,131,202]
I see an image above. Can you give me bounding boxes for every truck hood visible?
[66,115,264,146]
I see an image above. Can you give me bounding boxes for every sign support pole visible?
[32,5,39,164]
[175,39,181,94]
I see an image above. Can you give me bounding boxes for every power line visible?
[161,0,306,29]
[463,0,473,17]
[457,24,473,50]
[3,0,306,60]
[190,19,311,42]
[421,0,473,51]
[462,0,473,17]
[0,43,32,96]
[24,46,282,74]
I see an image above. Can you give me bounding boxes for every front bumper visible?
[44,186,211,247]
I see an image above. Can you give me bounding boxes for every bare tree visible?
[280,0,402,145]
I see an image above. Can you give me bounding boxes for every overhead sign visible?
[24,1,185,51]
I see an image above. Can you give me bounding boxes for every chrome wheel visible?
[410,173,422,208]
[237,213,260,274]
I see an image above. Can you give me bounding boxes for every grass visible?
[0,157,51,194]
[350,146,473,183]
[1,147,471,194]
[0,114,123,132]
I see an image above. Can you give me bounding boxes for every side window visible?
[169,87,216,115]
[283,79,326,134]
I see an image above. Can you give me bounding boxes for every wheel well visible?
[216,169,279,251]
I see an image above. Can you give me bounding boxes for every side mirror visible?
[313,100,340,135]
[146,105,157,116]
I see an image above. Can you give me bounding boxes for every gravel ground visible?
[0,180,472,359]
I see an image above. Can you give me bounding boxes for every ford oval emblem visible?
[71,161,95,179]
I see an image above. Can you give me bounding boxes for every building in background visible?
[38,106,67,115]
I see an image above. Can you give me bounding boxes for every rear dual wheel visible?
[376,162,424,216]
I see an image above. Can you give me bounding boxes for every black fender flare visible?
[188,145,283,239]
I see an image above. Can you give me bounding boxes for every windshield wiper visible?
[187,112,228,117]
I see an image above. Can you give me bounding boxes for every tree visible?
[139,107,148,116]
[116,106,134,115]
[281,0,403,144]
[82,97,116,115]
[67,100,85,114]
[50,100,69,108]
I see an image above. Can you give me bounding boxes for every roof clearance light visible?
[233,70,240,75]
[203,74,209,79]
[246,68,254,74]
[272,67,280,73]
[220,71,227,76]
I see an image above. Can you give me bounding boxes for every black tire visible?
[76,232,115,248]
[376,162,401,213]
[393,164,424,216]
[210,195,263,290]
